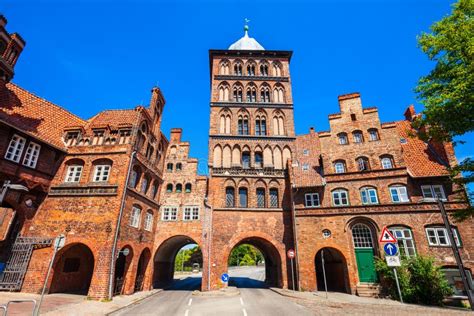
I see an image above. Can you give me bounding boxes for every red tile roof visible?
[86,109,139,130]
[396,120,450,177]
[0,83,85,150]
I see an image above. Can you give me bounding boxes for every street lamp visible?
[437,198,474,310]
[0,180,29,204]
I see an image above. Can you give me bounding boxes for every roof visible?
[396,120,450,177]
[86,108,139,130]
[0,83,85,150]
[229,29,264,50]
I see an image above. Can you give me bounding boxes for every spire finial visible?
[244,18,250,35]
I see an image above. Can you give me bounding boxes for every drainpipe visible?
[108,150,137,300]
[203,191,213,291]
[290,185,301,291]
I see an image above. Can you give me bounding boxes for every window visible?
[389,227,416,257]
[247,64,255,76]
[242,152,250,169]
[234,63,242,75]
[150,183,158,199]
[65,165,83,183]
[357,157,370,171]
[332,189,349,206]
[130,206,141,228]
[166,163,173,171]
[185,183,192,193]
[183,206,199,221]
[303,149,309,156]
[256,188,266,208]
[270,188,279,207]
[141,177,149,194]
[390,185,409,203]
[352,223,374,248]
[92,130,104,145]
[351,114,357,121]
[360,187,378,205]
[64,131,80,146]
[166,183,173,193]
[426,227,461,247]
[255,118,267,136]
[238,116,249,135]
[5,134,26,163]
[305,193,320,207]
[353,131,363,143]
[239,188,248,207]
[129,168,140,188]
[119,129,131,144]
[334,161,346,174]
[368,129,379,141]
[22,142,41,168]
[260,87,271,102]
[260,64,268,76]
[226,187,235,207]
[162,206,178,221]
[381,157,393,169]
[255,152,263,168]
[63,258,80,273]
[233,86,243,102]
[442,268,474,296]
[246,88,257,103]
[144,211,154,231]
[421,185,446,201]
[302,163,309,171]
[176,183,182,193]
[338,133,348,145]
[93,165,111,182]
[176,163,182,171]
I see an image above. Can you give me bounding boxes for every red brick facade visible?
[0,17,472,300]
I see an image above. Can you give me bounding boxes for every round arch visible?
[152,235,202,288]
[315,247,350,293]
[49,243,95,295]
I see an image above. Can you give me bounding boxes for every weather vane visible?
[244,18,250,32]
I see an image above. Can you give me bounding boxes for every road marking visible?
[188,298,193,306]
[240,297,244,306]
[242,308,247,316]
[185,309,189,316]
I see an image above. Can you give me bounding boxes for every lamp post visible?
[437,198,474,310]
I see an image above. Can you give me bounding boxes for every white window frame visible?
[389,185,409,203]
[421,185,446,201]
[389,227,416,257]
[183,206,200,221]
[305,193,320,207]
[93,164,111,182]
[360,187,378,205]
[144,211,154,231]
[130,206,141,228]
[338,134,348,145]
[353,132,363,143]
[332,189,349,206]
[5,134,26,163]
[22,142,41,168]
[162,206,178,221]
[381,157,393,169]
[334,162,345,174]
[302,163,309,171]
[369,129,379,141]
[65,165,83,183]
[426,227,461,247]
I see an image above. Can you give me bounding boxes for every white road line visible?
[185,309,189,316]
[242,308,247,316]
[188,298,193,306]
[240,297,244,306]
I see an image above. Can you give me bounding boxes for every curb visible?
[269,288,308,300]
[192,287,240,298]
[105,289,163,315]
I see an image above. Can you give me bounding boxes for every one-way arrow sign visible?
[383,242,398,256]
[379,227,397,243]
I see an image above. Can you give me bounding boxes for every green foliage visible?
[228,244,263,266]
[174,246,202,271]
[375,255,453,306]
[414,0,474,221]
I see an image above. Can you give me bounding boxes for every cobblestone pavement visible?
[272,289,471,316]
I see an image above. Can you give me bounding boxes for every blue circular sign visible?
[383,243,399,256]
[221,273,229,283]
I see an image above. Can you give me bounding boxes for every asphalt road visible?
[113,266,313,316]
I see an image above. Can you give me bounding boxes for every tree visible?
[228,244,263,266]
[414,0,474,221]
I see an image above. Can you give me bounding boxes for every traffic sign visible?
[383,243,398,256]
[221,273,229,283]
[379,227,397,243]
[287,249,295,259]
[385,256,401,267]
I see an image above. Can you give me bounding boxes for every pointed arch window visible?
[273,63,282,76]
[260,64,269,76]
[239,187,248,208]
[226,187,235,207]
[260,86,271,103]
[256,188,266,208]
[246,86,257,102]
[234,63,242,75]
[255,116,267,136]
[270,188,279,207]
[273,86,285,103]
[218,84,230,101]
[242,151,250,169]
[238,115,249,135]
[220,60,230,75]
[233,86,243,102]
[255,152,263,168]
[247,63,255,76]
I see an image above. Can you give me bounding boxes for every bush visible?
[375,255,453,306]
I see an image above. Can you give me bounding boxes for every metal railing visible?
[0,299,37,316]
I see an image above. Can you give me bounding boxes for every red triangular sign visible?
[379,227,397,243]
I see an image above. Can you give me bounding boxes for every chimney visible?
[309,127,315,134]
[170,128,182,143]
[404,105,416,121]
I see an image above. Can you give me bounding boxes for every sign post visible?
[35,234,66,316]
[379,228,403,303]
[287,249,295,291]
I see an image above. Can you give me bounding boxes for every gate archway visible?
[49,243,94,295]
[315,247,350,293]
[134,248,151,292]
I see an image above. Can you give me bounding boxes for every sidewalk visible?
[270,288,471,315]
[0,290,161,315]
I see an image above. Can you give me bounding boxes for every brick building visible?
[0,17,472,300]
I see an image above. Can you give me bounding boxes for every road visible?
[113,266,313,316]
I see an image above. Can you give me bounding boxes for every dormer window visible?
[64,131,80,146]
[92,130,105,145]
[119,129,131,144]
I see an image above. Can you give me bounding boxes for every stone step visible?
[356,283,381,298]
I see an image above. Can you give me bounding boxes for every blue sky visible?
[2,0,472,185]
